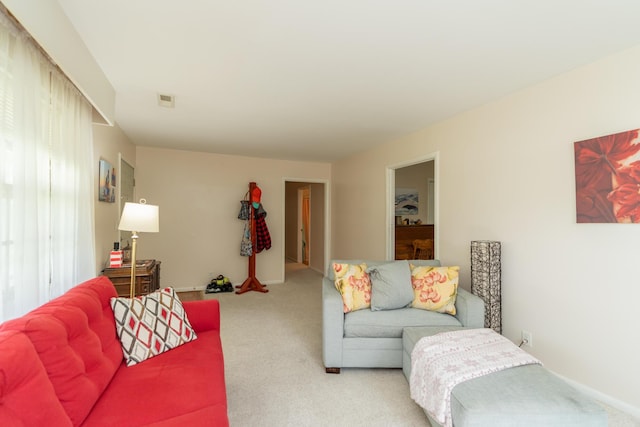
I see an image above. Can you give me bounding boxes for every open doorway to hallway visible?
[284,180,327,279]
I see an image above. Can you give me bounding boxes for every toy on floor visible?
[206,275,233,293]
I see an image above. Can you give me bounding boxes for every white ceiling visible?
[57,0,640,162]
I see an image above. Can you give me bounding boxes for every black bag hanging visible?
[238,200,250,220]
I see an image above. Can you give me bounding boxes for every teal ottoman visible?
[402,327,607,427]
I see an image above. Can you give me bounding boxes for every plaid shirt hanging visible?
[254,205,271,253]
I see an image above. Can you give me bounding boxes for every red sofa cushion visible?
[0,330,71,426]
[179,299,221,333]
[82,329,228,426]
[0,276,123,426]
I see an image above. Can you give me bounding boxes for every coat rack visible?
[236,182,269,294]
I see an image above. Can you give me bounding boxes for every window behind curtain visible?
[0,11,96,322]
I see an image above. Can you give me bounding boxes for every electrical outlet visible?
[521,330,533,347]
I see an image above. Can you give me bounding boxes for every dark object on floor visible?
[206,275,233,293]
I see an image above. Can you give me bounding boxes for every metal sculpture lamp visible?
[470,240,502,333]
[118,199,159,298]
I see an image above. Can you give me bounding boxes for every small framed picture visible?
[395,188,419,215]
[99,159,116,203]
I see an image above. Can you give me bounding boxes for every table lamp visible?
[118,199,159,298]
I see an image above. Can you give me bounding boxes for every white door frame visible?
[385,152,439,260]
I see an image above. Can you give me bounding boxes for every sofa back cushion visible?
[366,260,414,311]
[327,259,441,281]
[0,276,123,426]
[0,330,72,426]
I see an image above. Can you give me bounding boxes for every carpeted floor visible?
[204,264,639,427]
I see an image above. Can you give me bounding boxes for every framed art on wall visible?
[574,129,640,223]
[99,159,116,203]
[395,188,419,215]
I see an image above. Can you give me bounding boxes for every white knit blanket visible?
[409,328,541,427]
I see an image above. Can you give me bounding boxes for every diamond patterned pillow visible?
[110,287,197,366]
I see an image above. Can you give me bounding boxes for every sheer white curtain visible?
[49,68,96,299]
[0,12,95,322]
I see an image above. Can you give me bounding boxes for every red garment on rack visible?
[255,211,271,253]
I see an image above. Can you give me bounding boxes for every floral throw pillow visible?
[410,265,459,315]
[110,287,197,366]
[333,263,371,313]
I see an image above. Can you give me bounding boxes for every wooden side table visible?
[102,259,161,297]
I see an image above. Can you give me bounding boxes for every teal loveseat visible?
[322,259,485,373]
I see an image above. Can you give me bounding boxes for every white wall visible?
[332,45,640,411]
[284,183,301,262]
[92,123,136,274]
[134,146,331,290]
[309,182,326,273]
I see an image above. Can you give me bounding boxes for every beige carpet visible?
[204,264,639,427]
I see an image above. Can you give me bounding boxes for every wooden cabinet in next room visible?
[395,225,434,260]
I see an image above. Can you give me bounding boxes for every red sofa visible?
[0,276,229,426]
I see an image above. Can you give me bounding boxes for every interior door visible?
[119,156,134,247]
[301,187,310,265]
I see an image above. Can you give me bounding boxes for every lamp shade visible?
[118,200,159,232]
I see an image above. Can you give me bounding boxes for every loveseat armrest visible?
[322,277,344,371]
[454,288,485,328]
[183,299,221,333]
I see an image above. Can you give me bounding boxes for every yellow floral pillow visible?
[410,265,459,314]
[333,263,371,313]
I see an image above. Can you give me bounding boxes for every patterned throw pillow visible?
[410,265,459,315]
[333,263,371,313]
[110,287,197,366]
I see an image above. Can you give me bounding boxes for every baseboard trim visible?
[173,286,204,293]
[553,372,640,420]
[310,266,323,275]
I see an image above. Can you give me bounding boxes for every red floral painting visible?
[574,129,640,223]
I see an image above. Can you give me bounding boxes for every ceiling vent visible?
[157,93,175,108]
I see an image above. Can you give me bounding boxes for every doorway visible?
[386,154,438,260]
[299,186,310,265]
[118,154,135,248]
[284,180,328,278]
